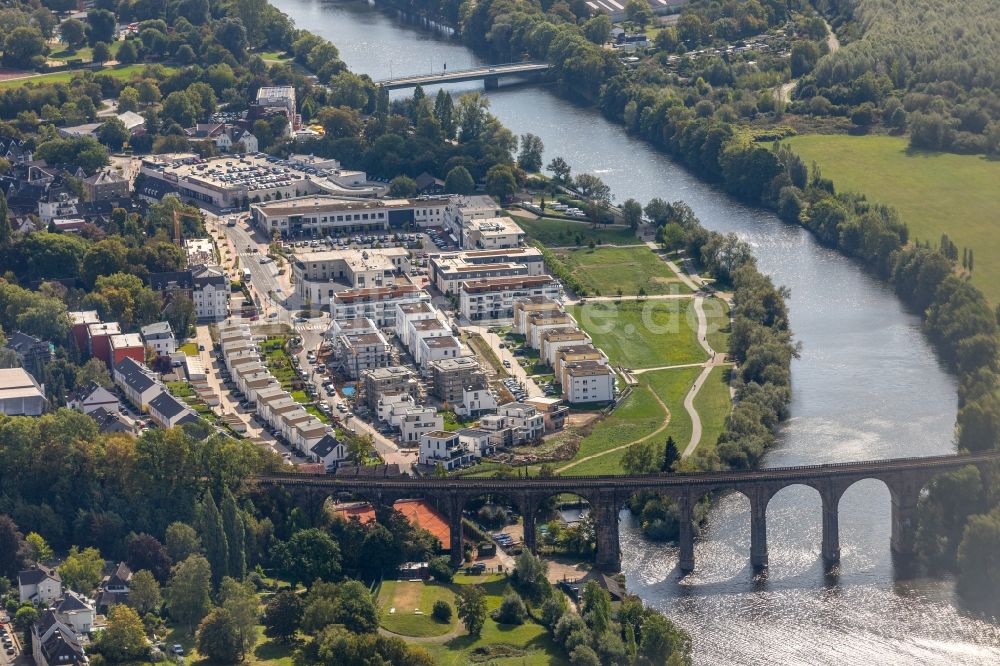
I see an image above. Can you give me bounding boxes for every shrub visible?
[428,557,453,583]
[492,590,526,625]
[432,600,452,622]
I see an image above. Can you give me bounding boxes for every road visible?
[463,324,544,399]
[221,222,293,322]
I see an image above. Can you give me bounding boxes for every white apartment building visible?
[417,335,463,371]
[140,321,176,356]
[418,430,474,470]
[525,311,576,349]
[293,247,409,303]
[444,195,502,238]
[459,275,562,321]
[430,247,545,294]
[512,296,563,335]
[462,216,525,249]
[453,387,498,417]
[192,265,229,322]
[562,360,616,404]
[479,402,545,446]
[542,327,593,367]
[332,284,428,328]
[395,301,438,345]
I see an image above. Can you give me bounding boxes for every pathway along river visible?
[274,1,1000,661]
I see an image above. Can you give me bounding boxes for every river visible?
[272,1,1000,662]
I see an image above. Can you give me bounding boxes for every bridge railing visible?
[375,61,549,84]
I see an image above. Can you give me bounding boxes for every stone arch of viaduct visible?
[256,451,1000,574]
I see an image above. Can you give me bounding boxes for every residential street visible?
[462,324,544,399]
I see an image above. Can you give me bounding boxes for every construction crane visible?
[172,209,202,245]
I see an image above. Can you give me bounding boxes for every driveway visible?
[462,324,544,399]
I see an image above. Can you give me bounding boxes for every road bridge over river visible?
[257,450,1000,573]
[376,62,551,91]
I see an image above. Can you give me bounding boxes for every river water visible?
[272,1,1000,661]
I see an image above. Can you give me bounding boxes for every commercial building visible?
[443,195,502,237]
[459,275,562,321]
[0,368,47,416]
[462,216,525,249]
[331,284,428,328]
[251,195,447,237]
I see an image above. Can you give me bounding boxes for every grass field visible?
[704,298,731,356]
[552,246,690,297]
[423,574,567,666]
[568,300,708,369]
[0,64,162,90]
[785,134,1000,304]
[178,342,199,356]
[565,366,701,475]
[512,214,637,247]
[378,580,457,638]
[691,366,733,455]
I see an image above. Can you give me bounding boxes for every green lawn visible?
[691,366,733,455]
[48,41,122,63]
[0,64,162,90]
[568,300,707,369]
[565,367,701,475]
[178,342,199,356]
[785,133,1000,304]
[423,575,568,666]
[704,297,731,356]
[511,214,637,247]
[552,246,690,297]
[378,580,457,638]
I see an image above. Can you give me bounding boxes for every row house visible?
[113,358,162,411]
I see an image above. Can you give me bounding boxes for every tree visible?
[60,19,87,50]
[621,198,643,230]
[428,556,453,583]
[434,90,455,138]
[518,133,544,173]
[957,506,1000,602]
[98,117,129,151]
[14,606,38,632]
[272,528,341,587]
[790,41,820,78]
[456,585,487,637]
[2,27,47,68]
[445,166,475,194]
[128,569,162,615]
[570,645,602,666]
[305,580,379,634]
[662,436,680,472]
[493,589,526,625]
[0,192,11,249]
[638,610,690,663]
[547,157,572,185]
[196,491,228,587]
[625,0,653,28]
[60,546,104,593]
[219,577,259,659]
[117,40,138,64]
[127,533,171,583]
[164,293,196,338]
[92,41,111,64]
[583,14,612,45]
[221,489,246,581]
[264,590,303,641]
[389,176,418,198]
[432,600,452,622]
[512,551,549,601]
[485,164,516,202]
[0,515,24,579]
[96,604,147,662]
[197,607,242,664]
[75,357,113,388]
[86,9,116,46]
[165,522,201,562]
[166,554,212,632]
[25,532,53,564]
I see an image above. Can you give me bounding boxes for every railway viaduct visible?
[256,450,1000,573]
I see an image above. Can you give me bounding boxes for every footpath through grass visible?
[512,214,637,247]
[691,366,733,456]
[552,246,690,297]
[566,367,701,475]
[786,133,1000,304]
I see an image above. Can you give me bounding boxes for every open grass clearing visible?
[512,214,637,247]
[568,299,708,369]
[378,580,457,638]
[785,133,1000,304]
[0,64,164,90]
[691,366,733,456]
[552,246,689,297]
[565,367,701,475]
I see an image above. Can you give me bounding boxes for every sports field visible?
[786,134,1000,304]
